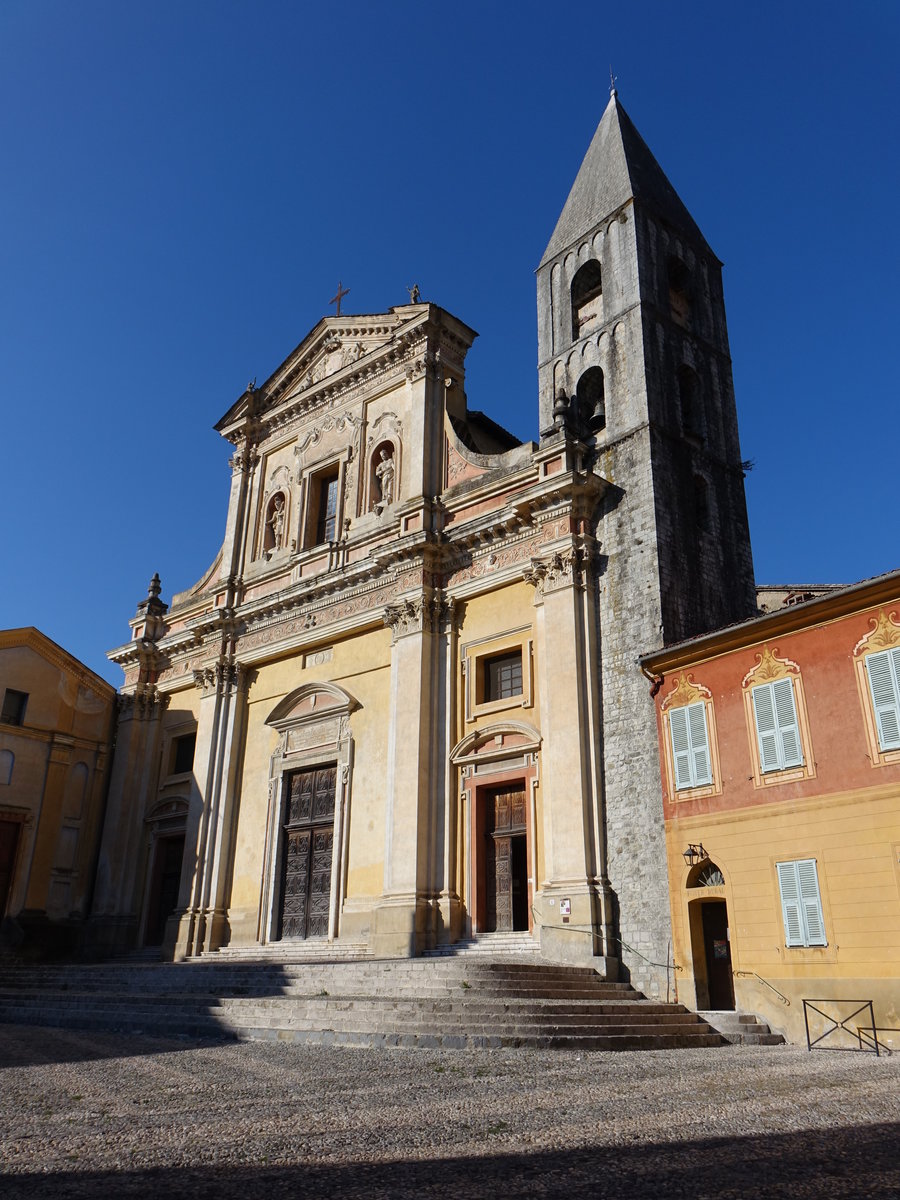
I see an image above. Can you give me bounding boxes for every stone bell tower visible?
[536,90,756,991]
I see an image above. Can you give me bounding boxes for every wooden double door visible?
[279,765,336,940]
[485,786,529,932]
[0,820,21,919]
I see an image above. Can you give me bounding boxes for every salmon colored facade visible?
[642,571,900,1047]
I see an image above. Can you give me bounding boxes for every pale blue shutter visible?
[669,707,694,789]
[772,677,804,767]
[687,702,713,786]
[797,859,827,945]
[776,861,805,946]
[753,683,782,771]
[866,649,900,750]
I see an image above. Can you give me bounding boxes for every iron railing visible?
[733,970,791,1006]
[803,998,882,1055]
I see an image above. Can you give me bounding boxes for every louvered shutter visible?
[776,861,805,946]
[669,707,694,789]
[797,859,827,945]
[772,677,804,767]
[753,683,782,771]
[687,702,713,786]
[866,649,900,751]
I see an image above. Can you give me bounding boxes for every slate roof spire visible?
[539,93,712,267]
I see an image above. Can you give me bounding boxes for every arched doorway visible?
[687,860,735,1010]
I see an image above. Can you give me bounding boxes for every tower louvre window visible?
[678,365,705,442]
[668,256,691,327]
[570,260,603,339]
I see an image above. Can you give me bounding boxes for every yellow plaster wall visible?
[229,626,393,915]
[667,782,900,1043]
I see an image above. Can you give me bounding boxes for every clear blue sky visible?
[2,1,898,685]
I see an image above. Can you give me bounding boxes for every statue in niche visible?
[374,447,395,508]
[267,495,286,550]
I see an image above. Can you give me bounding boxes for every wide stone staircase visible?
[0,957,727,1051]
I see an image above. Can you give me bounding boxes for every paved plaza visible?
[1,1025,898,1198]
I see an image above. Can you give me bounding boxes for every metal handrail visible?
[733,970,791,1006]
[527,910,682,971]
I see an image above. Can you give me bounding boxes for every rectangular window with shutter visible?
[668,702,713,789]
[865,649,900,751]
[752,679,804,772]
[776,859,827,947]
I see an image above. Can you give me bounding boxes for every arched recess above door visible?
[266,682,361,733]
[450,721,541,769]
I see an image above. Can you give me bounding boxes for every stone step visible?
[0,957,726,1052]
[696,1010,785,1046]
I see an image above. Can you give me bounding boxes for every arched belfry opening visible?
[668,256,692,327]
[571,260,603,339]
[576,367,606,432]
[678,364,705,443]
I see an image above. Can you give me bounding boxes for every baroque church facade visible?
[89,94,756,996]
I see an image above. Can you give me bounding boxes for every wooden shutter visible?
[776,861,805,946]
[754,679,803,771]
[866,649,900,750]
[669,707,694,789]
[777,859,826,947]
[772,677,804,767]
[753,683,782,772]
[669,702,713,789]
[687,703,713,785]
[797,859,827,945]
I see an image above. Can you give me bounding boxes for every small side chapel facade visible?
[90,95,756,993]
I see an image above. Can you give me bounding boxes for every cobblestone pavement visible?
[1,1025,898,1198]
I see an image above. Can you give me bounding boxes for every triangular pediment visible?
[215,305,435,436]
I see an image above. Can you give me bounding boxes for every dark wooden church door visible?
[485,786,528,932]
[279,766,336,939]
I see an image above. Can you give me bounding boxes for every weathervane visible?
[609,65,617,97]
[329,280,350,316]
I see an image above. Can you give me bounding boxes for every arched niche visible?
[369,439,399,513]
[263,490,288,553]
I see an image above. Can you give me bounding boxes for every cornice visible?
[641,570,900,675]
[0,628,115,700]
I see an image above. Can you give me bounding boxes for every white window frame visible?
[751,678,804,773]
[668,701,713,789]
[776,858,827,947]
[865,648,900,752]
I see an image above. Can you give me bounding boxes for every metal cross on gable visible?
[329,280,350,316]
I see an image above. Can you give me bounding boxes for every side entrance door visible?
[485,786,529,932]
[701,900,735,1010]
[0,820,21,918]
[279,765,336,939]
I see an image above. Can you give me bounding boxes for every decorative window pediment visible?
[267,682,360,732]
[660,674,720,799]
[741,646,815,788]
[450,721,541,768]
[853,607,900,766]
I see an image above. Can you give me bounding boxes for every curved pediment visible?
[267,681,360,729]
[450,720,542,765]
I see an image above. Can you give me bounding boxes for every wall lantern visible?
[682,843,707,868]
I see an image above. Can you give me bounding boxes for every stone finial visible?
[148,572,162,600]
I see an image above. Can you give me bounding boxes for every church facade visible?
[89,94,756,996]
